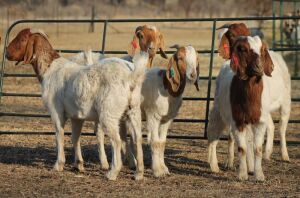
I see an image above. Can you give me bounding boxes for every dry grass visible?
[0,22,299,197]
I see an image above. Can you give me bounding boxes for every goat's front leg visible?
[246,129,254,174]
[234,128,248,181]
[71,119,84,172]
[127,107,144,180]
[52,110,66,172]
[158,119,172,176]
[95,121,109,170]
[252,123,267,181]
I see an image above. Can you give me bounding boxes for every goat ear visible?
[127,35,140,57]
[230,52,239,73]
[194,56,200,91]
[166,55,180,92]
[24,35,35,64]
[261,42,274,77]
[218,33,230,59]
[157,32,168,59]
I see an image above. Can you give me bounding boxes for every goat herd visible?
[4,23,291,182]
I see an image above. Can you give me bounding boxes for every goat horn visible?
[216,23,231,30]
[169,44,180,49]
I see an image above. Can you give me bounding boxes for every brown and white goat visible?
[208,35,291,181]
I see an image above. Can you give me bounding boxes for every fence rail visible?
[1,16,300,142]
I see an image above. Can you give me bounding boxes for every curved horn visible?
[169,44,180,49]
[216,23,231,30]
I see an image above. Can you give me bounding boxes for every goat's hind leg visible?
[126,107,144,180]
[71,119,84,172]
[264,114,275,161]
[279,103,290,161]
[225,131,235,170]
[207,107,226,173]
[95,121,109,170]
[51,109,66,172]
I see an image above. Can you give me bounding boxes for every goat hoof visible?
[106,171,117,181]
[225,163,235,171]
[54,161,65,172]
[134,173,144,181]
[75,162,85,172]
[101,163,110,170]
[282,155,290,162]
[238,173,248,181]
[153,168,169,178]
[255,173,265,181]
[210,164,220,173]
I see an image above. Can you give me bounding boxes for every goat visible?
[208,23,291,175]
[6,28,151,181]
[208,35,290,181]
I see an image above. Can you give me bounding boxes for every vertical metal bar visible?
[294,1,299,76]
[280,0,284,48]
[101,20,108,54]
[0,31,11,104]
[204,20,217,138]
[272,0,276,49]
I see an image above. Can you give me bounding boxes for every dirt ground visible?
[0,136,299,197]
[0,22,300,197]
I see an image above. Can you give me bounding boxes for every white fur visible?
[207,37,291,181]
[43,51,148,181]
[80,46,199,177]
[247,36,262,55]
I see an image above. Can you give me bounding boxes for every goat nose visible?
[190,73,195,78]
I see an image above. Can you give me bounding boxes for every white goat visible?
[81,45,200,177]
[208,36,291,181]
[6,28,150,181]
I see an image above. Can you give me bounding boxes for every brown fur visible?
[260,42,274,76]
[162,47,187,97]
[230,76,263,131]
[229,37,275,131]
[218,23,250,59]
[6,28,59,82]
[127,25,167,68]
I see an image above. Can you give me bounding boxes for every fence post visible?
[204,20,217,138]
[102,20,108,54]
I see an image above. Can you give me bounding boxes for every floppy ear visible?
[23,35,35,64]
[230,52,239,73]
[260,42,274,77]
[166,55,181,92]
[194,56,200,91]
[127,35,140,57]
[157,32,168,59]
[218,33,230,59]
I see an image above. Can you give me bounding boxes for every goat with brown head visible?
[230,36,274,131]
[128,25,168,68]
[6,28,59,82]
[163,44,200,97]
[218,23,250,60]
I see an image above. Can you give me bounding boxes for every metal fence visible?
[1,16,300,143]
